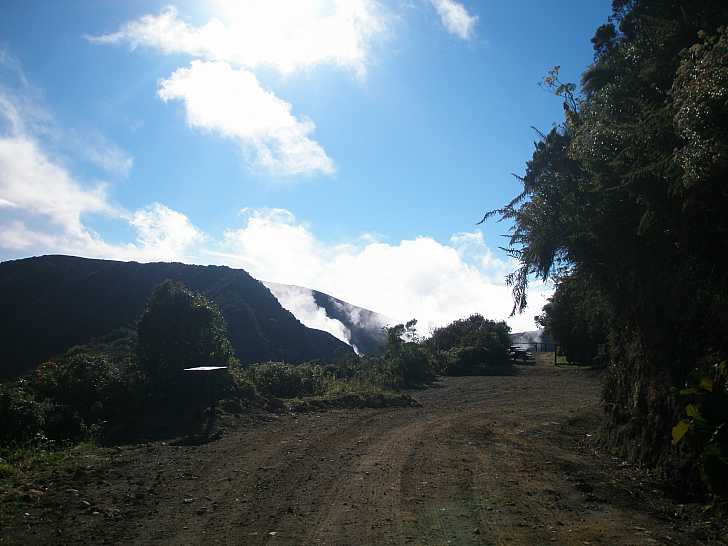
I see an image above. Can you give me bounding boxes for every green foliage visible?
[389,343,434,386]
[34,354,121,423]
[672,26,728,187]
[443,347,488,376]
[672,362,728,497]
[241,362,331,398]
[383,320,435,386]
[240,359,406,400]
[32,349,145,440]
[426,315,511,375]
[484,0,728,494]
[0,380,46,446]
[536,273,609,366]
[137,280,237,390]
[427,314,511,353]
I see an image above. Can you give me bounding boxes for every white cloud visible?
[0,132,201,262]
[431,0,477,40]
[0,137,547,333]
[209,208,550,333]
[1,60,133,180]
[87,2,389,175]
[126,203,204,262]
[87,2,386,77]
[0,135,115,239]
[264,282,354,348]
[0,88,201,263]
[1,55,547,334]
[158,61,334,176]
[67,129,134,178]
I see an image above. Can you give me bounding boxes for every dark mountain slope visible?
[263,282,389,355]
[309,289,388,354]
[0,255,352,378]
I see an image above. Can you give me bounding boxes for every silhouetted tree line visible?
[486,0,728,496]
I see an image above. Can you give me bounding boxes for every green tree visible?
[484,0,728,493]
[425,314,511,375]
[535,273,609,365]
[137,280,237,389]
[383,320,434,386]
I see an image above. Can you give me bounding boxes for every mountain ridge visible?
[264,282,389,355]
[0,255,353,378]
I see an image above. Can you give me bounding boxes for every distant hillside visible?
[0,255,353,378]
[264,282,389,355]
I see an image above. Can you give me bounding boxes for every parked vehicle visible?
[509,346,533,362]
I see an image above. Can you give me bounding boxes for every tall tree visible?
[137,280,237,388]
[485,0,728,492]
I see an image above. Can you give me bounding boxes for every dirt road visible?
[2,359,722,545]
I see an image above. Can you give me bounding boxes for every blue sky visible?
[0,1,610,334]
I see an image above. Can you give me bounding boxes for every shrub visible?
[31,347,146,440]
[382,320,435,387]
[137,280,237,397]
[41,402,87,441]
[0,380,46,446]
[359,357,404,389]
[672,362,728,497]
[427,315,511,354]
[424,315,512,376]
[242,363,330,398]
[444,344,511,376]
[390,343,434,386]
[34,353,122,423]
[444,346,488,376]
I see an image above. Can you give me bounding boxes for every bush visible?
[31,347,146,440]
[427,315,511,354]
[137,280,238,397]
[672,362,728,497]
[242,363,330,398]
[443,345,512,376]
[381,321,435,387]
[358,356,404,389]
[0,380,46,446]
[390,343,434,386]
[34,354,122,423]
[424,315,512,376]
[444,346,487,376]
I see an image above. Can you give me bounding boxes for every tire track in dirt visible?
[3,361,721,545]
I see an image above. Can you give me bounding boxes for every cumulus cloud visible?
[125,203,205,262]
[87,2,389,175]
[0,132,202,261]
[158,61,334,176]
[0,135,115,241]
[87,2,386,77]
[209,208,550,333]
[431,0,477,40]
[0,83,201,263]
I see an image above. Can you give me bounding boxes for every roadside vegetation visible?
[484,0,728,500]
[0,278,515,478]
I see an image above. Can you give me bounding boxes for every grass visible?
[0,440,106,488]
[322,377,391,397]
[0,440,113,529]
